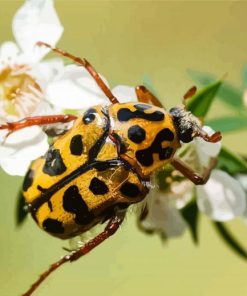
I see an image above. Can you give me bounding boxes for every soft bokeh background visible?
[1,1,247,295]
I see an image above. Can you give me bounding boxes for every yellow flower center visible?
[0,66,42,120]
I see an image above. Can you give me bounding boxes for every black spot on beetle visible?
[159,147,174,160]
[42,218,64,234]
[70,134,83,156]
[43,148,66,176]
[63,185,94,225]
[23,169,34,192]
[120,182,140,198]
[135,128,174,166]
[135,150,153,167]
[89,177,109,195]
[83,108,97,125]
[117,106,164,122]
[128,125,146,144]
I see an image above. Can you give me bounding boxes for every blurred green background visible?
[1,1,247,296]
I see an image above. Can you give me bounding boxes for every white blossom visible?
[197,170,246,221]
[46,64,137,110]
[0,0,64,176]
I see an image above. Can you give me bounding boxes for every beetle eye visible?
[179,127,193,143]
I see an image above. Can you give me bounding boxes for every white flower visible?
[139,182,189,238]
[194,127,246,221]
[0,0,64,176]
[46,64,138,110]
[197,170,246,221]
[235,174,247,219]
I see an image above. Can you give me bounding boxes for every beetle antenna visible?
[194,129,222,143]
[182,86,197,108]
[36,41,119,104]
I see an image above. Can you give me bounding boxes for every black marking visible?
[48,200,53,211]
[30,159,123,217]
[89,177,109,195]
[83,108,96,125]
[117,106,164,122]
[88,107,110,161]
[136,128,174,166]
[63,185,94,225]
[128,125,146,144]
[70,134,83,156]
[29,107,143,217]
[37,185,46,193]
[120,182,140,198]
[43,148,66,176]
[23,169,34,192]
[42,218,64,234]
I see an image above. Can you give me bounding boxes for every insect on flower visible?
[0,42,222,296]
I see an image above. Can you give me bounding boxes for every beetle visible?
[0,42,221,296]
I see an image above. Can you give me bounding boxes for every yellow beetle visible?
[0,42,221,296]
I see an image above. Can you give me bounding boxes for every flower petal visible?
[46,65,109,109]
[195,126,221,167]
[32,100,62,116]
[0,126,49,176]
[12,0,63,63]
[29,58,64,89]
[236,174,247,192]
[243,89,247,108]
[196,170,246,221]
[112,85,137,103]
[0,41,20,66]
[140,190,187,238]
[0,157,33,176]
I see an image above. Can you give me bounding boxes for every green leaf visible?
[181,199,199,244]
[217,146,247,175]
[217,83,244,110]
[187,70,216,86]
[16,191,28,226]
[213,222,247,260]
[187,80,222,118]
[206,116,247,133]
[188,70,244,110]
[242,64,247,89]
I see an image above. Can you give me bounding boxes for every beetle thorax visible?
[109,103,180,177]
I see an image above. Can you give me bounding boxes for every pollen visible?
[0,66,42,120]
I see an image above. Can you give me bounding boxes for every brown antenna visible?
[37,41,119,104]
[195,130,222,143]
[182,86,197,107]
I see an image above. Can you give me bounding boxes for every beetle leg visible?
[37,41,119,105]
[22,213,125,296]
[0,114,77,137]
[171,157,217,185]
[135,85,163,108]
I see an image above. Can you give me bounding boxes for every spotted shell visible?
[23,103,180,239]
